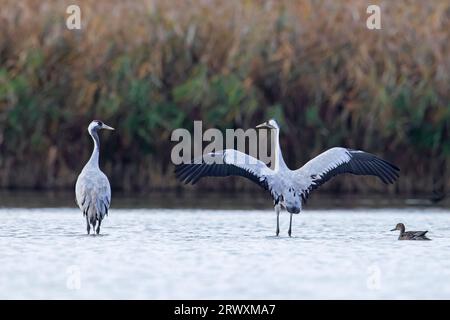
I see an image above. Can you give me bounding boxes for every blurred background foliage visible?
[0,0,449,195]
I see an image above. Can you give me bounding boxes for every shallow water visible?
[0,207,449,299]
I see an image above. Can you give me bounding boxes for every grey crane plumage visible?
[175,119,400,237]
[75,120,114,234]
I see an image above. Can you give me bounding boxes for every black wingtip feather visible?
[173,158,269,192]
[370,161,391,184]
[376,161,397,184]
[375,159,399,182]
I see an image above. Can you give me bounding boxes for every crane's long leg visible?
[86,215,90,235]
[96,219,101,235]
[275,204,281,236]
[92,219,96,236]
[288,213,293,237]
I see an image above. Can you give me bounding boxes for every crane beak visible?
[256,122,272,129]
[390,228,396,231]
[102,124,115,131]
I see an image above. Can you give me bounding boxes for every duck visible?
[390,223,430,240]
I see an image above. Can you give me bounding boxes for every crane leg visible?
[288,213,293,237]
[96,219,101,235]
[86,215,90,235]
[275,204,280,236]
[91,220,96,236]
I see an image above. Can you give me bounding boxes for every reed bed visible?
[0,0,449,194]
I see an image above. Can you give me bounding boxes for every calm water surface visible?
[1,205,449,299]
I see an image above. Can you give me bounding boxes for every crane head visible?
[256,119,279,130]
[88,120,115,133]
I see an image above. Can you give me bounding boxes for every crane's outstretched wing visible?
[294,147,399,199]
[175,149,274,191]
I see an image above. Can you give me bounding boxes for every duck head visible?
[390,223,405,233]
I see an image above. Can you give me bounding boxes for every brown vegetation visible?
[0,0,449,194]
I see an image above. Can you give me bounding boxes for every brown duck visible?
[390,223,431,240]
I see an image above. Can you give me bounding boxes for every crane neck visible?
[87,129,100,168]
[273,128,287,171]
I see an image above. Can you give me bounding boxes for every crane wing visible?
[293,147,399,199]
[75,169,111,219]
[175,149,274,192]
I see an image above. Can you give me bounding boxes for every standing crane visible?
[75,120,114,235]
[175,119,399,237]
